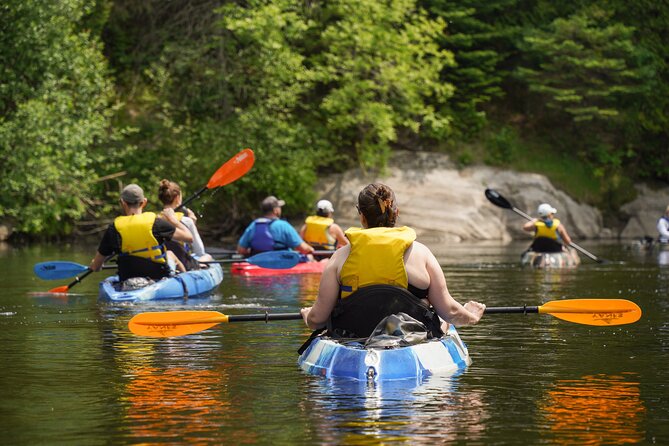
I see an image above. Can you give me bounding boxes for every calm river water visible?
[0,240,667,445]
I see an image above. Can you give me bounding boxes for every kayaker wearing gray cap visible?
[89,183,193,282]
[237,195,314,256]
[301,183,485,339]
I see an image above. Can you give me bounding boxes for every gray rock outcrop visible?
[312,151,668,242]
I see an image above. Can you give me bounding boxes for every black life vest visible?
[327,284,443,339]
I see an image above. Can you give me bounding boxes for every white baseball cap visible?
[537,203,557,217]
[316,199,334,213]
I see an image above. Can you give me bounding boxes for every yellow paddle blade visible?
[539,299,641,326]
[129,311,229,337]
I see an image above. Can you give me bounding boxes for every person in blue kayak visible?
[237,195,315,256]
[298,199,348,251]
[657,205,669,245]
[158,179,214,270]
[522,203,574,253]
[300,183,485,339]
[90,184,193,281]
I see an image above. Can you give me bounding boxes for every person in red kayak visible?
[237,195,314,256]
[299,199,348,251]
[300,183,485,339]
[90,184,192,281]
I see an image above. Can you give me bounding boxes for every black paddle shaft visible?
[227,313,303,323]
[484,306,540,315]
[176,186,208,212]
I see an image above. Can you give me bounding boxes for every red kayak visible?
[231,260,326,276]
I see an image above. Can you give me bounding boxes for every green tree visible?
[0,0,117,236]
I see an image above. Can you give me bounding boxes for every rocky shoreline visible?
[314,151,669,242]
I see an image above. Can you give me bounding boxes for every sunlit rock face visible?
[313,151,667,242]
[620,184,669,239]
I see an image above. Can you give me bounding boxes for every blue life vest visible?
[250,218,276,253]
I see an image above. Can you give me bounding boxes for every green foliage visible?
[425,0,511,136]
[483,126,519,166]
[516,8,647,124]
[2,0,669,238]
[311,0,455,168]
[0,0,117,236]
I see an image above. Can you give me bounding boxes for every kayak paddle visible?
[34,261,116,280]
[43,149,255,294]
[485,188,607,263]
[46,258,117,293]
[128,298,641,337]
[175,148,255,212]
[39,251,299,288]
[201,251,301,269]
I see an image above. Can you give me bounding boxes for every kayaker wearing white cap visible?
[657,205,669,244]
[299,199,348,251]
[301,183,485,339]
[237,195,314,256]
[522,202,574,253]
[90,183,193,282]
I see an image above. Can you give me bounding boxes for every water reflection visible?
[539,373,645,444]
[303,373,487,443]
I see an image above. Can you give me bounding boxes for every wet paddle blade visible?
[47,285,70,294]
[247,251,301,269]
[34,261,88,280]
[539,299,641,326]
[485,188,513,209]
[129,310,229,337]
[207,148,255,189]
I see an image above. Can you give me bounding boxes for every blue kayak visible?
[99,263,223,302]
[298,325,471,381]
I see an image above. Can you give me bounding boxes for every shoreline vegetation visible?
[1,1,667,241]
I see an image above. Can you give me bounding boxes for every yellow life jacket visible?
[535,218,561,240]
[339,226,416,298]
[303,215,335,249]
[114,212,167,263]
[159,211,191,253]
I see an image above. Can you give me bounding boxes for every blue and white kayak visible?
[521,250,580,269]
[99,263,223,302]
[298,325,471,381]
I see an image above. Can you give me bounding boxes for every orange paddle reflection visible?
[540,373,645,444]
[123,365,256,444]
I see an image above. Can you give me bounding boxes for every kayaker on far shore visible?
[300,183,485,339]
[657,205,669,245]
[237,195,315,257]
[522,203,575,253]
[90,184,192,283]
[298,199,348,252]
[158,179,214,270]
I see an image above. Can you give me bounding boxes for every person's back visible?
[301,183,485,339]
[523,203,572,253]
[299,199,348,251]
[237,195,314,256]
[90,184,193,281]
[158,179,214,270]
[658,205,669,244]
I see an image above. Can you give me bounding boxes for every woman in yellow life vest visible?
[522,203,574,253]
[300,183,485,338]
[298,199,348,251]
[90,184,192,281]
[158,179,214,270]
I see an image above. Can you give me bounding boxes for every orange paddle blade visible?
[129,311,229,337]
[539,299,641,326]
[207,148,255,189]
[48,285,69,294]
